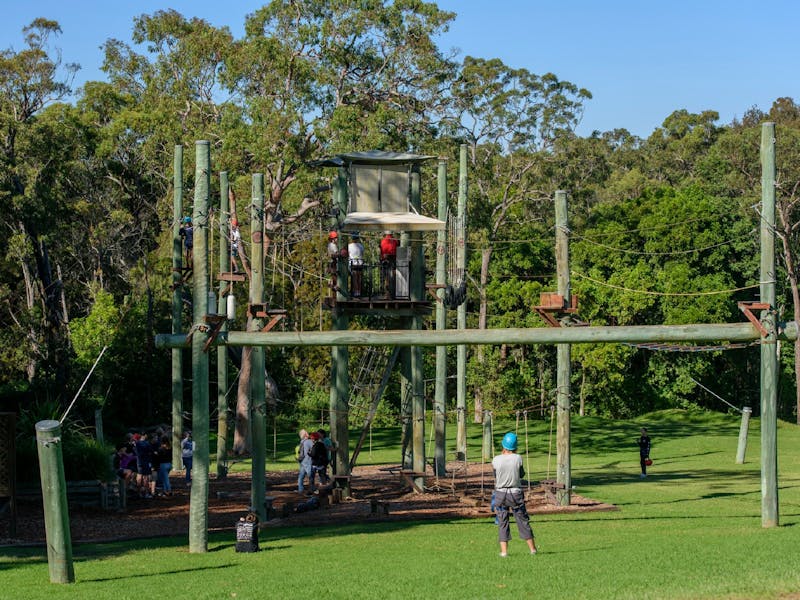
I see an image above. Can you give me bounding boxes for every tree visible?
[444,55,591,420]
[0,20,79,393]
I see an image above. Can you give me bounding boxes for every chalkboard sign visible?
[235,512,260,552]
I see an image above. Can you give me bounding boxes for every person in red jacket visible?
[380,231,399,298]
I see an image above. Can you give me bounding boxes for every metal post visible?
[760,122,779,528]
[250,174,267,520]
[456,144,468,461]
[217,172,230,477]
[736,407,752,464]
[189,140,210,553]
[35,420,74,583]
[171,144,184,469]
[555,190,571,506]
[434,158,448,476]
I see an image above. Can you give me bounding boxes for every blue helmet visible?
[183,216,192,224]
[501,432,518,451]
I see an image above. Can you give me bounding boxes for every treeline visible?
[1,3,799,442]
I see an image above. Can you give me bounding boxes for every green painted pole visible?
[157,320,792,350]
[410,166,425,488]
[217,172,230,478]
[760,122,779,528]
[189,140,211,553]
[481,410,492,465]
[250,174,267,520]
[172,144,184,469]
[736,407,752,464]
[331,168,351,494]
[35,420,74,583]
[434,158,448,476]
[400,345,413,469]
[555,190,571,506]
[456,144,468,461]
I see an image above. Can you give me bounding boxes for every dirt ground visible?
[0,462,616,545]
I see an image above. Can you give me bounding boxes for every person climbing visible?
[230,218,241,272]
[348,232,364,297]
[180,216,194,265]
[637,427,651,478]
[380,230,398,298]
[492,432,538,557]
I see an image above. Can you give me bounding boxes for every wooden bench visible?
[370,499,390,515]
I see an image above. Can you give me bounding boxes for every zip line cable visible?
[570,230,756,256]
[571,270,764,297]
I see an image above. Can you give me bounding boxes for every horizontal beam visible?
[155,321,797,349]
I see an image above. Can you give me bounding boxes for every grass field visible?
[2,409,799,599]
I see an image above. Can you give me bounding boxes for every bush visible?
[15,399,113,483]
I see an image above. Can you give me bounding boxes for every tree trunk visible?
[233,345,252,454]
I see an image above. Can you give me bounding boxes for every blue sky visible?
[4,1,799,138]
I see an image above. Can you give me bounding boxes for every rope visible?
[572,270,763,297]
[689,376,743,413]
[61,345,108,423]
[546,405,555,480]
[571,230,756,257]
[625,341,759,353]
[523,410,531,493]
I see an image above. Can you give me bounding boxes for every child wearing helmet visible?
[492,432,538,557]
[180,216,194,265]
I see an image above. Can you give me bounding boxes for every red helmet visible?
[328,231,338,239]
[231,218,238,226]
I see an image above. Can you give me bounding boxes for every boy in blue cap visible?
[492,432,538,556]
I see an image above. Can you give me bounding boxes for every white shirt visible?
[348,241,364,265]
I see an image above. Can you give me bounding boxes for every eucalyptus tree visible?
[0,20,81,393]
[443,55,591,419]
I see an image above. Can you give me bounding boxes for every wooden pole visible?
[189,140,210,553]
[216,172,230,477]
[35,420,74,583]
[157,321,792,350]
[456,144,468,461]
[736,407,752,464]
[760,122,779,528]
[330,167,351,494]
[555,190,571,505]
[410,166,426,489]
[434,158,448,476]
[171,144,184,469]
[250,174,267,520]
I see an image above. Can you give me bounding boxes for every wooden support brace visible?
[217,272,246,282]
[202,315,227,352]
[399,470,426,493]
[539,479,565,505]
[738,301,771,337]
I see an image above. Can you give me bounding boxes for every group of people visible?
[114,430,195,499]
[296,428,336,495]
[327,230,399,298]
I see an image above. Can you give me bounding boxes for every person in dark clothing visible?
[308,431,330,491]
[134,433,156,498]
[637,427,651,478]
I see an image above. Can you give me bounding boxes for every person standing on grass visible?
[637,427,651,478]
[181,430,195,486]
[492,432,537,557]
[297,429,314,494]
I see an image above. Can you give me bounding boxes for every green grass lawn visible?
[3,409,800,599]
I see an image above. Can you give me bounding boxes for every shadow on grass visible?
[81,563,235,583]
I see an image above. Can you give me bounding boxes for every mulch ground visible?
[0,462,616,545]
